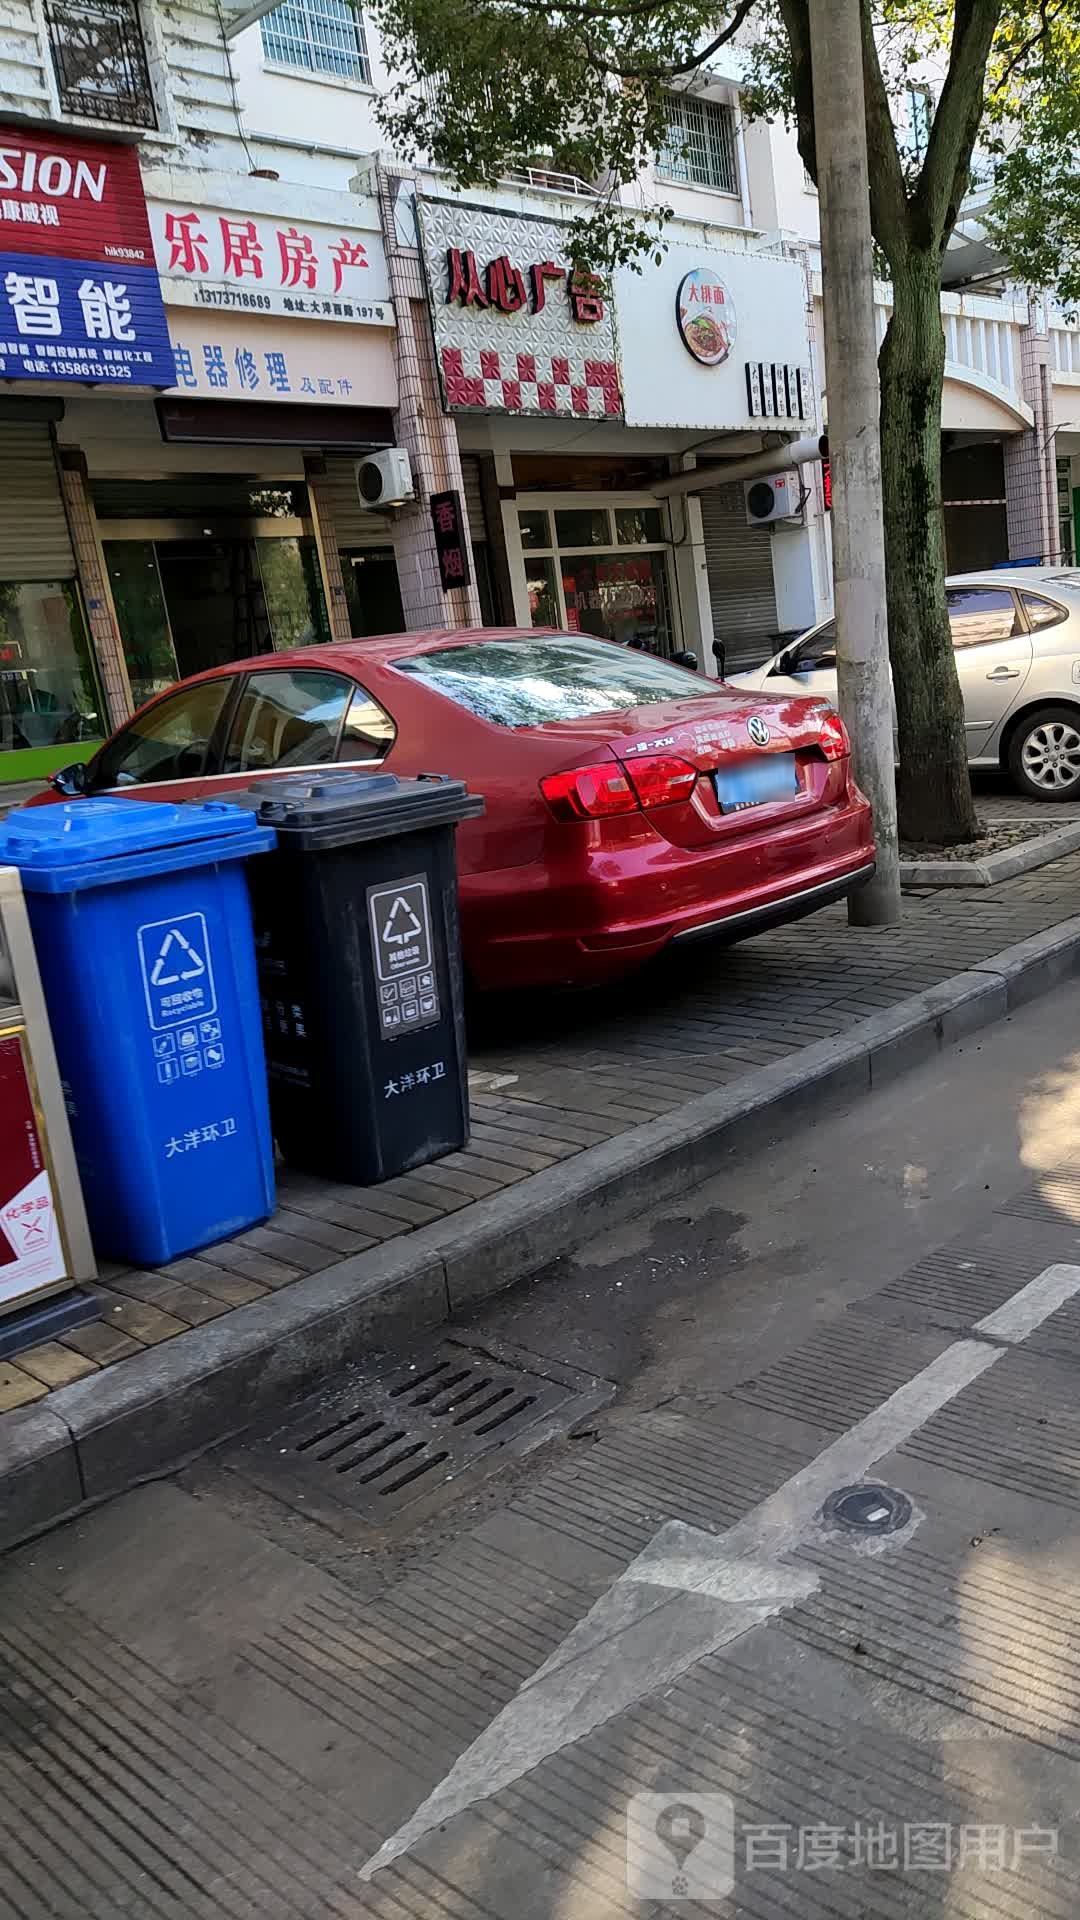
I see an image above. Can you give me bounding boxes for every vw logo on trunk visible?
[747,715,771,747]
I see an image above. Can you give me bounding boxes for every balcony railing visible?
[44,0,156,130]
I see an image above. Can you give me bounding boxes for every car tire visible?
[1008,706,1080,801]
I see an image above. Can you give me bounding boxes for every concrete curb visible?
[900,817,1080,887]
[7,910,1080,1548]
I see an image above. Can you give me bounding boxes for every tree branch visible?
[779,0,909,271]
[912,0,1004,251]
[857,0,911,270]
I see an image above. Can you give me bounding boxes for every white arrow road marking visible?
[360,1264,1080,1881]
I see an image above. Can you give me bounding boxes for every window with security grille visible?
[658,95,738,195]
[260,0,370,81]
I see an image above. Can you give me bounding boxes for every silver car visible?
[729,567,1080,801]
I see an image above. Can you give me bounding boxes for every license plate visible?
[714,753,800,812]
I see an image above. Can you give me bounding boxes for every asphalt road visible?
[7,976,1080,1915]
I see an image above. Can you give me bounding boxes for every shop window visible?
[0,582,104,773]
[554,509,611,548]
[91,678,231,791]
[657,95,739,195]
[615,508,664,545]
[260,0,370,81]
[561,552,672,653]
[518,511,551,550]
[222,669,354,774]
[526,558,560,628]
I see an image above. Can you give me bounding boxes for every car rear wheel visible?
[1008,707,1080,800]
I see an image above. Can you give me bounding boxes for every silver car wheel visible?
[1020,720,1080,791]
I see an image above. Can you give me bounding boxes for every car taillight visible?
[624,754,698,808]
[817,710,850,760]
[540,762,639,821]
[540,753,698,821]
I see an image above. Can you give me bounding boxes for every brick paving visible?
[2,792,1080,1415]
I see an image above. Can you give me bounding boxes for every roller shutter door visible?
[460,456,487,542]
[699,481,778,668]
[0,425,73,580]
[320,455,394,548]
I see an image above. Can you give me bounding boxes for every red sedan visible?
[33,628,875,989]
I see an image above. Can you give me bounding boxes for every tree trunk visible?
[879,249,978,845]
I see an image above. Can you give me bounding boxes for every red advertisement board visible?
[0,128,156,268]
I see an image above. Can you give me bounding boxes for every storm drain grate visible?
[228,1341,611,1526]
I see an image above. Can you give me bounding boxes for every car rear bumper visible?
[671,860,875,944]
[462,791,876,989]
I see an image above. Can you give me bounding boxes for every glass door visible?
[0,581,105,783]
[517,501,675,654]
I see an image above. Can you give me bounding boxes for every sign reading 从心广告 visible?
[0,131,174,387]
[417,196,622,420]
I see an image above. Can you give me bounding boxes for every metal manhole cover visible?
[227,1339,611,1530]
[821,1483,912,1535]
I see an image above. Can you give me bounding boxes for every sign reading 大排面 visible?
[0,130,174,386]
[417,196,622,420]
[615,236,815,433]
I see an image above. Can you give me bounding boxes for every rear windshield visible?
[393,635,716,729]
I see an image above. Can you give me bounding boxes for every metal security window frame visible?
[517,492,679,647]
[259,0,371,82]
[657,92,739,196]
[43,0,157,129]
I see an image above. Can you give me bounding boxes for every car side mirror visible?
[50,762,88,798]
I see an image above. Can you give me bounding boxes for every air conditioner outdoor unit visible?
[744,471,801,526]
[356,447,414,509]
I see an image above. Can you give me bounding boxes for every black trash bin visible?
[241,769,484,1184]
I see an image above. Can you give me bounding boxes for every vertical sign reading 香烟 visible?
[0,130,174,385]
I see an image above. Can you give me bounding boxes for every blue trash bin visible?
[0,797,278,1267]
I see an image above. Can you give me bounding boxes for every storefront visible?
[615,238,821,668]
[414,194,690,651]
[0,402,104,784]
[0,130,175,787]
[413,193,821,663]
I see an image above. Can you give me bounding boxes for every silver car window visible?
[945,587,1021,648]
[1020,591,1068,633]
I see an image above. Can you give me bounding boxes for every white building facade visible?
[0,0,1076,793]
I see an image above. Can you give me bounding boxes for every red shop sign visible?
[0,129,156,268]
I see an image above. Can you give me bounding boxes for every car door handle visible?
[985,667,1021,680]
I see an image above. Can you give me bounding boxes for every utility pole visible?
[808,0,901,925]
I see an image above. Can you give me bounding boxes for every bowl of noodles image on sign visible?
[676,268,736,366]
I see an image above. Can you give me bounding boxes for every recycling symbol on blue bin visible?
[138,911,218,1031]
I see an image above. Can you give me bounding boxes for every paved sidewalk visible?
[4,832,1080,1423]
[6,977,1080,1915]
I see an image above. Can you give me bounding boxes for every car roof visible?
[948,566,1080,595]
[179,627,563,684]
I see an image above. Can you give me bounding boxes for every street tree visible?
[370,0,1080,843]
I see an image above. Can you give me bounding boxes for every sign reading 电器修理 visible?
[0,131,174,386]
[417,196,623,420]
